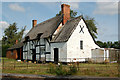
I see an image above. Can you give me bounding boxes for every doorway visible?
[54,48,59,63]
[32,49,36,62]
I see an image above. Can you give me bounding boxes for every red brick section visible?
[61,4,70,25]
[16,40,18,44]
[32,20,37,27]
[6,51,12,59]
[6,50,18,59]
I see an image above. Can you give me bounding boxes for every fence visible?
[1,57,120,77]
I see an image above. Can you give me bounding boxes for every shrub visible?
[68,63,77,75]
[48,62,56,73]
[47,63,78,76]
[55,64,68,76]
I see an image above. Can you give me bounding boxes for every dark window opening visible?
[80,40,83,49]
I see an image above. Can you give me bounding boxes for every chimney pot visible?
[61,4,70,25]
[16,40,18,44]
[32,20,37,28]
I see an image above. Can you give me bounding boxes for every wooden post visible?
[27,61,28,69]
[118,51,120,77]
[2,58,4,69]
[14,60,15,69]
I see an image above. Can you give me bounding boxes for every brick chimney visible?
[16,40,18,44]
[61,4,70,25]
[32,20,37,28]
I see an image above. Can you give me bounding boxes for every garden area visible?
[1,57,120,77]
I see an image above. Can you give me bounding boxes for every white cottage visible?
[22,4,99,63]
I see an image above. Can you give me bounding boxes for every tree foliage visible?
[2,22,26,57]
[56,9,77,19]
[85,16,98,39]
[96,40,120,49]
[56,9,98,39]
[2,22,26,46]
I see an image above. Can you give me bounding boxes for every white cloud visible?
[9,3,25,12]
[0,21,9,30]
[61,2,79,10]
[0,21,9,40]
[94,2,118,15]
[69,3,79,10]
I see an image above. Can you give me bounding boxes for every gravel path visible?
[1,73,120,80]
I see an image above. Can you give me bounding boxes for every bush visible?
[55,64,68,76]
[48,62,56,73]
[68,63,77,75]
[48,63,78,76]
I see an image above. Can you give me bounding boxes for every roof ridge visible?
[23,15,63,40]
[68,15,83,23]
[35,15,63,28]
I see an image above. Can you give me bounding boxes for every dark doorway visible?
[32,49,36,62]
[54,48,59,63]
[17,48,23,60]
[17,49,20,59]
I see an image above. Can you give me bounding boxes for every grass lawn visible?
[1,57,119,77]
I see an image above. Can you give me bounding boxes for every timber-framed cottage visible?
[7,4,99,63]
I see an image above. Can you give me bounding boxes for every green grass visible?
[1,57,119,77]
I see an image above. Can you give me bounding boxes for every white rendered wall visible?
[91,48,104,62]
[45,39,51,61]
[67,19,99,62]
[23,42,32,60]
[49,42,67,62]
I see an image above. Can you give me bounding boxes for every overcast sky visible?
[0,1,119,42]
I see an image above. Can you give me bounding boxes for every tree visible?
[96,41,104,48]
[2,22,26,57]
[56,9,98,39]
[85,16,98,39]
[113,41,120,49]
[96,40,120,49]
[2,22,26,46]
[56,9,77,19]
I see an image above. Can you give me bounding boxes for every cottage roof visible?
[22,15,63,42]
[22,15,96,43]
[7,42,23,50]
[51,15,82,42]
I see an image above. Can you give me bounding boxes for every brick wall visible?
[6,50,18,59]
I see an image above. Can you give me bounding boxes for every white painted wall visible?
[67,19,99,62]
[48,42,67,62]
[23,42,32,60]
[91,48,104,62]
[45,39,51,61]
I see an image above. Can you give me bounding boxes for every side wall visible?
[48,42,67,62]
[67,19,99,62]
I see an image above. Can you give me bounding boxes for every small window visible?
[80,40,83,49]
